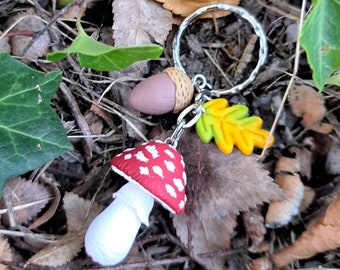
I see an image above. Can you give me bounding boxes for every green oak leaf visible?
[300,0,340,91]
[0,52,73,196]
[46,19,163,71]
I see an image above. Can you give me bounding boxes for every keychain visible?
[85,4,273,266]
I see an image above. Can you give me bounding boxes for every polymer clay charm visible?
[85,141,186,265]
[195,98,274,155]
[129,67,194,115]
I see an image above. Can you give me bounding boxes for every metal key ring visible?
[172,4,268,97]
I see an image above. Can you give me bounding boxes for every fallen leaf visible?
[271,195,340,268]
[242,208,267,253]
[29,179,61,229]
[155,0,240,18]
[173,129,282,269]
[0,177,53,227]
[85,110,104,136]
[113,0,174,46]
[265,157,304,228]
[5,8,50,59]
[290,85,333,134]
[300,185,316,213]
[325,141,340,176]
[63,192,103,232]
[289,144,313,180]
[0,235,22,270]
[27,193,102,266]
[174,213,237,269]
[0,30,11,53]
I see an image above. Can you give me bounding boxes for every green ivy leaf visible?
[0,52,73,196]
[300,0,340,91]
[326,72,340,86]
[46,20,163,71]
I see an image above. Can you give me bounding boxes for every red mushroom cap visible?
[111,141,187,214]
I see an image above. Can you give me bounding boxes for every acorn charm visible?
[128,67,194,115]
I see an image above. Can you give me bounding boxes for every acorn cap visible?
[163,67,194,113]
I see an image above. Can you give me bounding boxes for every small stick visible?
[260,0,307,158]
[20,0,86,57]
[59,82,93,163]
[234,34,257,79]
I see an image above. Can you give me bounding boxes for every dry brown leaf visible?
[0,177,52,227]
[0,235,14,270]
[61,0,103,19]
[174,213,237,269]
[173,129,283,269]
[27,193,102,266]
[265,157,304,228]
[63,192,103,231]
[299,185,315,213]
[242,208,267,253]
[5,8,50,59]
[112,0,173,46]
[325,141,340,176]
[29,179,61,229]
[85,110,104,136]
[290,85,333,134]
[289,145,313,180]
[179,129,283,220]
[270,195,340,268]
[0,31,11,53]
[155,0,240,18]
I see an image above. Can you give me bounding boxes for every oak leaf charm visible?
[195,98,274,155]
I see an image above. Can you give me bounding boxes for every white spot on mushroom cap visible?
[139,166,149,175]
[179,200,185,209]
[182,172,187,185]
[145,145,159,159]
[124,153,132,160]
[152,165,163,178]
[135,151,149,162]
[164,160,175,172]
[173,178,184,191]
[180,158,185,168]
[164,149,175,159]
[165,184,177,198]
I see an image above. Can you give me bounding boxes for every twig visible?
[20,0,86,56]
[234,34,258,79]
[260,0,307,158]
[87,256,190,269]
[59,82,94,163]
[257,0,300,22]
[0,198,53,215]
[203,48,234,87]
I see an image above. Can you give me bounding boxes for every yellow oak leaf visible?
[195,98,274,155]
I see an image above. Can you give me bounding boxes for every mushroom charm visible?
[85,141,187,266]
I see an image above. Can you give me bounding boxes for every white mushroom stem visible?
[85,182,154,266]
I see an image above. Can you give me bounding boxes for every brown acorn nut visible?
[128,67,194,115]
